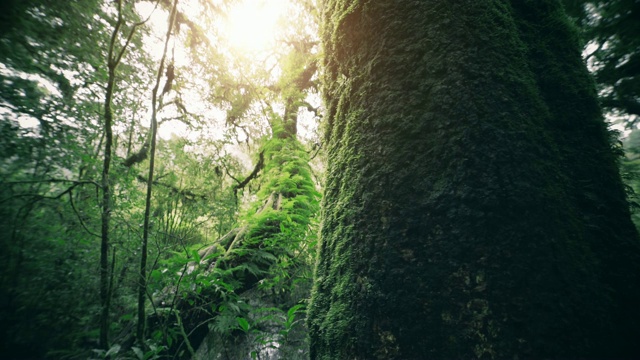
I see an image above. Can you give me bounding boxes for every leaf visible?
[287,304,304,321]
[228,301,240,313]
[144,349,157,360]
[132,346,144,360]
[237,317,250,332]
[105,344,121,357]
[286,304,305,328]
[150,269,162,281]
[191,248,201,263]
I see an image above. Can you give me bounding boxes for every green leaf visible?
[287,304,304,321]
[150,269,162,281]
[144,349,157,360]
[132,346,144,360]
[237,317,250,332]
[191,248,201,263]
[286,304,305,328]
[105,344,121,357]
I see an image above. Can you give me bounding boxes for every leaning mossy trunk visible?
[308,0,640,359]
[155,136,320,358]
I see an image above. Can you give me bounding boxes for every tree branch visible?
[68,192,101,238]
[0,180,100,204]
[2,179,100,187]
[135,175,208,201]
[233,150,265,197]
[123,140,149,167]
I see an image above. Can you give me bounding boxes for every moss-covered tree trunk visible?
[156,42,321,358]
[308,0,640,358]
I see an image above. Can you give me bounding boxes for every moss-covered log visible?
[308,0,640,358]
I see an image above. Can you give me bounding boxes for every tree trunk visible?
[153,42,320,358]
[101,0,150,348]
[137,0,179,345]
[308,1,640,359]
[99,11,119,351]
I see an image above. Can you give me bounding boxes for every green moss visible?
[309,0,640,359]
[240,138,320,249]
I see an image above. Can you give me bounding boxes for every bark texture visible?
[308,0,640,358]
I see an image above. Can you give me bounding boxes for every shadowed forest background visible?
[0,0,639,359]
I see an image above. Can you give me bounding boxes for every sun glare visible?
[134,0,295,139]
[223,0,289,53]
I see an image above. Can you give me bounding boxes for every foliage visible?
[2,0,323,359]
[149,136,320,359]
[563,0,640,127]
[621,130,640,226]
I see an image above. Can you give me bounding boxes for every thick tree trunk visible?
[511,1,640,355]
[308,0,640,359]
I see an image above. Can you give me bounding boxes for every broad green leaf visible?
[105,344,121,357]
[237,317,250,332]
[132,346,144,360]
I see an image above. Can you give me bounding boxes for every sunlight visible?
[133,0,298,139]
[222,0,290,53]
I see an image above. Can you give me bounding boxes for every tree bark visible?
[308,0,640,359]
[98,0,152,348]
[99,0,124,348]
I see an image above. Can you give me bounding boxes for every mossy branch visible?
[232,150,265,197]
[123,140,149,167]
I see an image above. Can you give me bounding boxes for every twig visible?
[68,192,100,238]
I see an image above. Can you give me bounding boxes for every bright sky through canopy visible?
[222,0,289,53]
[134,0,295,139]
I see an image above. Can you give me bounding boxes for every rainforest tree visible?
[154,16,322,357]
[308,0,640,359]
